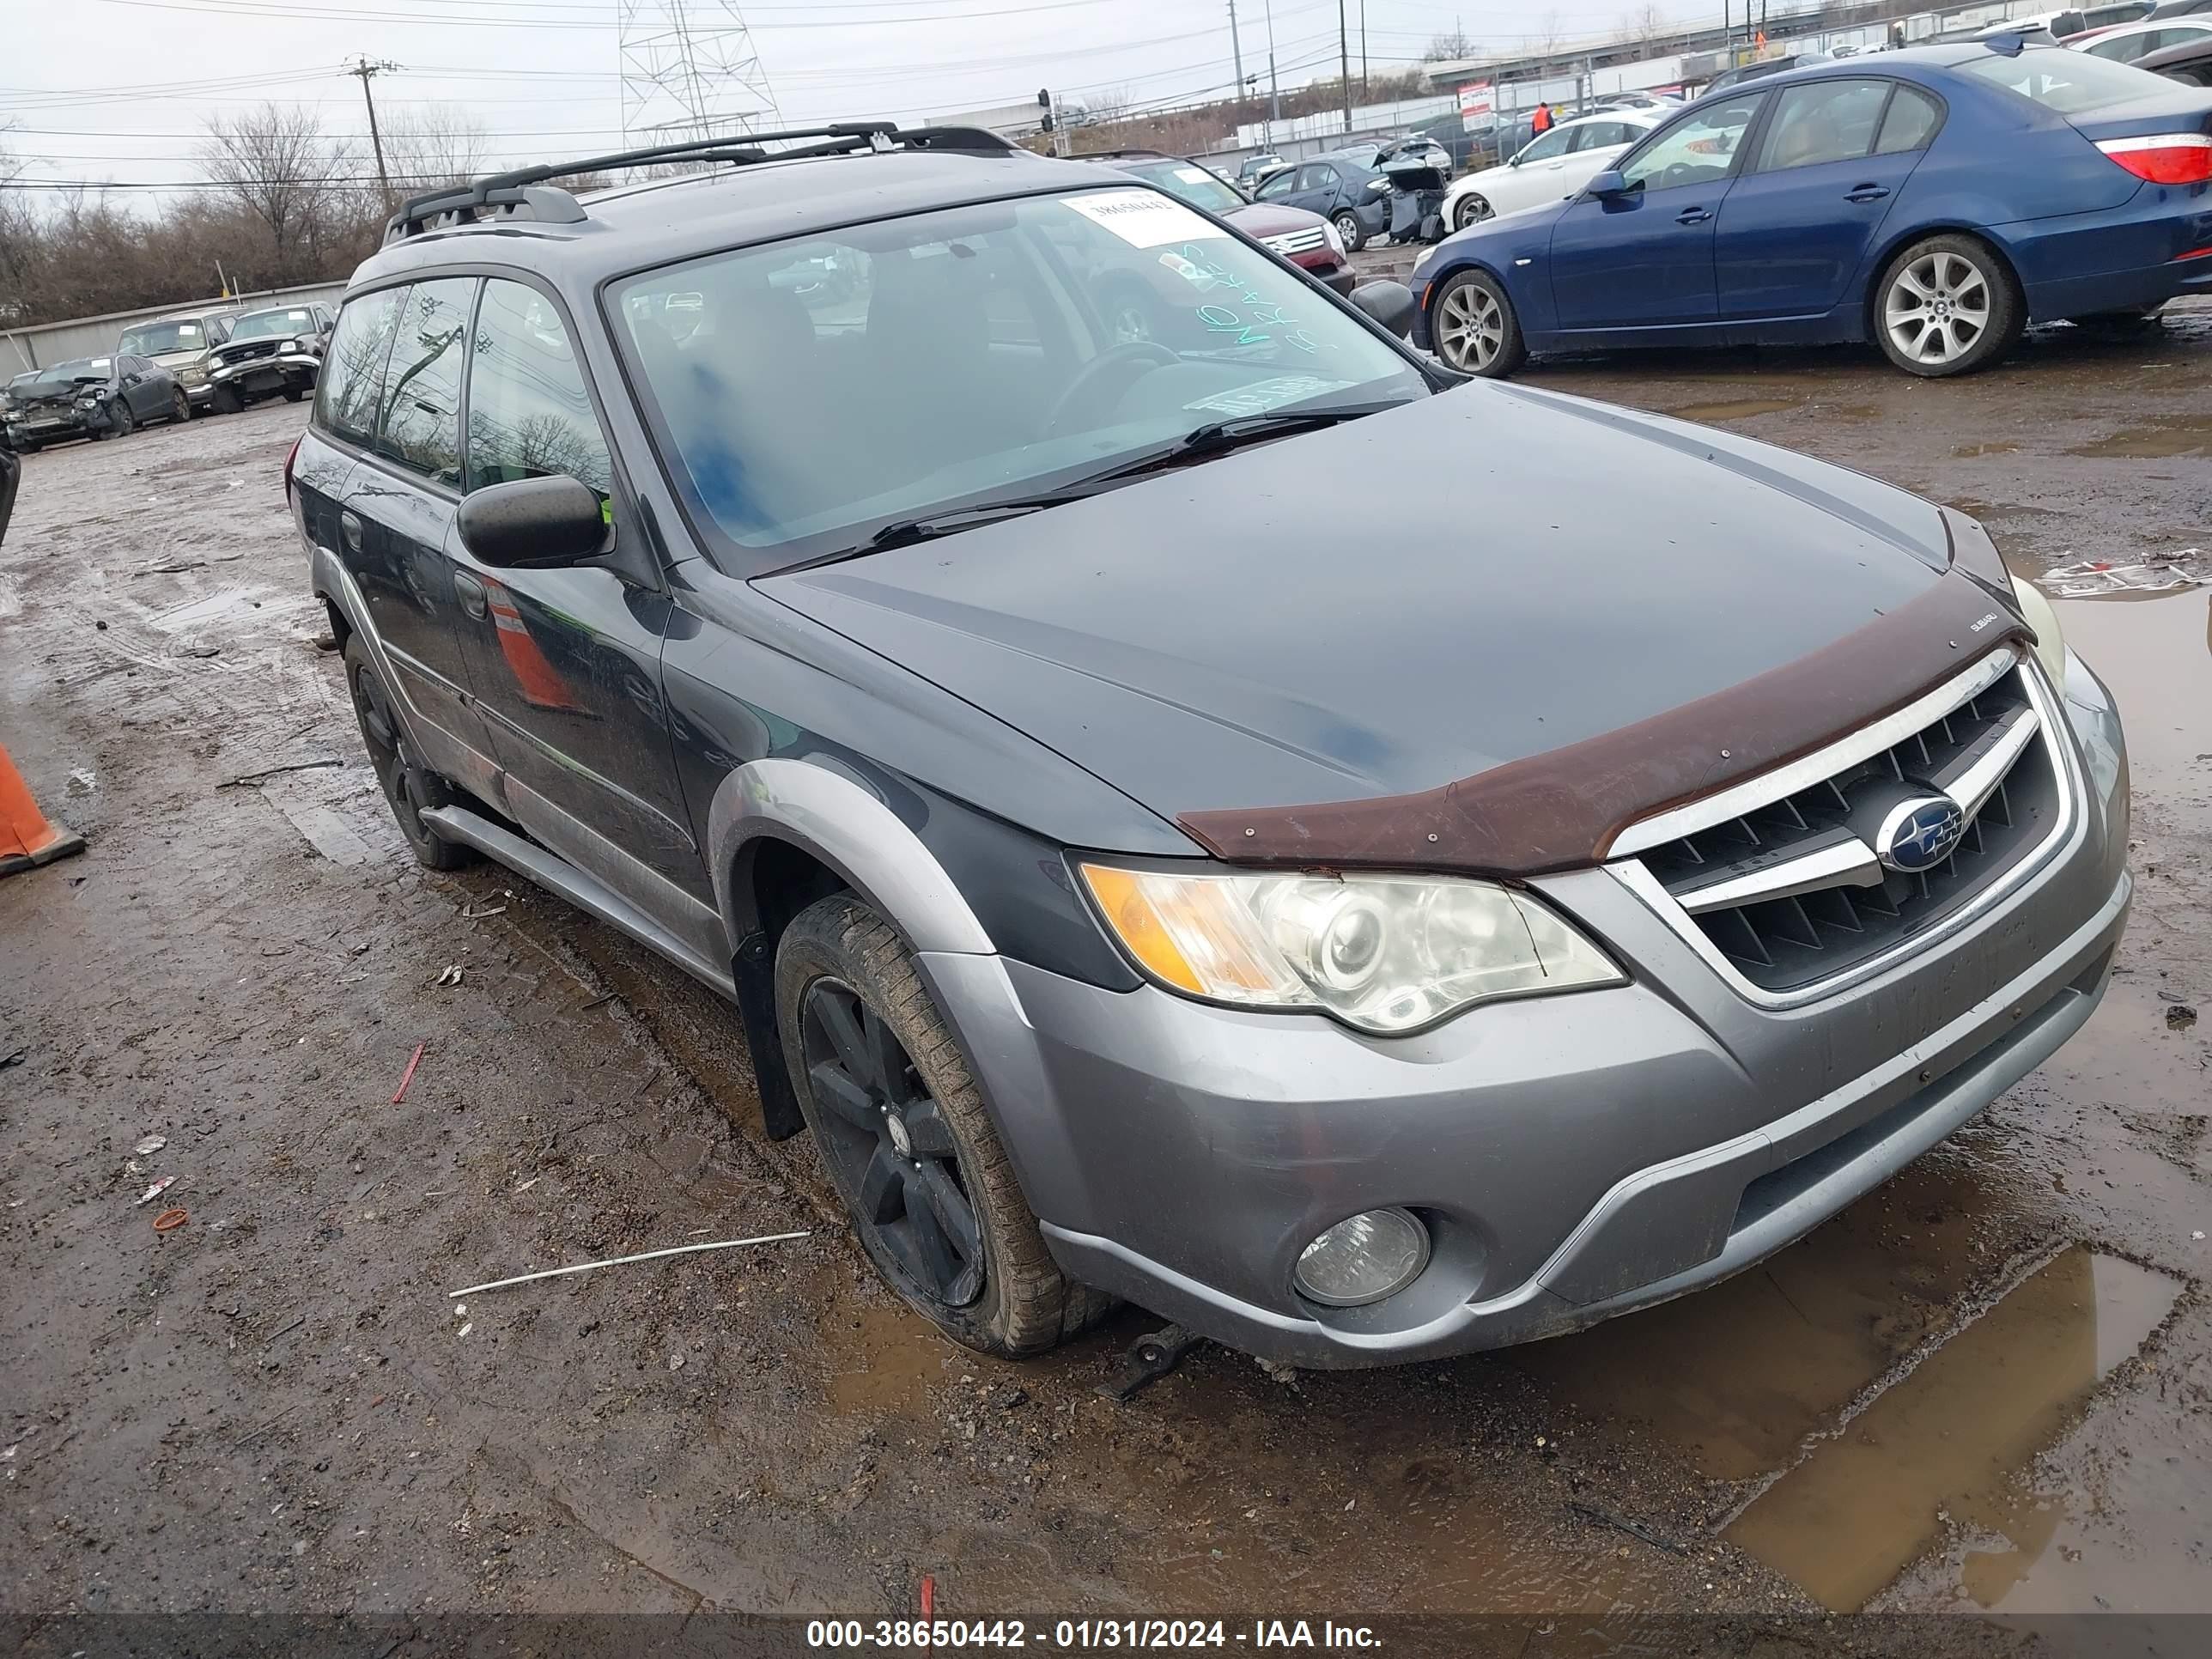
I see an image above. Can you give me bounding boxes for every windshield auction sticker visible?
[1063,189,1223,248]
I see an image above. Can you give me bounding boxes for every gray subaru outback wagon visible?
[294,123,2130,1367]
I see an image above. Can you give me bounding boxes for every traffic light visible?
[1038,87,1054,132]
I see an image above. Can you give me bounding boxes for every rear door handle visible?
[339,509,362,553]
[453,569,488,621]
[1675,207,1712,224]
[1844,185,1891,203]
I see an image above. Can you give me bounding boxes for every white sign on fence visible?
[1458,81,1495,131]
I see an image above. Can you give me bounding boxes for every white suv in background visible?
[1440,108,1667,231]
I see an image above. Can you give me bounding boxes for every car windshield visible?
[1110,158,1245,213]
[615,186,1426,569]
[117,320,208,355]
[1958,43,2179,106]
[22,358,109,392]
[230,309,313,341]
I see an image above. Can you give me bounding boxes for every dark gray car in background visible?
[298,123,2129,1368]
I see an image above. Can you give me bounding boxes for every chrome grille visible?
[1261,226,1328,258]
[1632,664,2061,994]
[218,341,280,365]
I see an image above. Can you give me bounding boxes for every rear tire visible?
[1452,192,1493,232]
[776,893,1113,1359]
[169,387,191,424]
[1332,209,1367,253]
[1430,268,1526,377]
[343,635,478,871]
[1873,234,2021,378]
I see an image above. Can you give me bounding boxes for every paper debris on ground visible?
[135,1176,176,1206]
[134,1135,167,1156]
[434,964,463,987]
[2039,551,2209,597]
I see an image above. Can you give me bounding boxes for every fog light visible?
[1293,1208,1430,1307]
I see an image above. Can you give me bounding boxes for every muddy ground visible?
[3,309,2209,1653]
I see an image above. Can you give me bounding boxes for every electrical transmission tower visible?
[617,1,780,143]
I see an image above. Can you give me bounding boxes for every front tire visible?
[283,386,307,404]
[1452,192,1493,232]
[210,384,244,416]
[1332,209,1367,253]
[1874,234,2021,378]
[99,401,135,440]
[776,894,1111,1358]
[343,635,477,871]
[1430,269,1526,377]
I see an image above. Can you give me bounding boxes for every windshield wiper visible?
[800,404,1398,568]
[1089,402,1400,483]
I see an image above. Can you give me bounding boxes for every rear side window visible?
[465,279,612,498]
[1958,46,2176,110]
[316,288,404,447]
[373,276,477,487]
[1875,86,1946,152]
[1756,79,1892,170]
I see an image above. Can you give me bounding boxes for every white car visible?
[1440,108,1667,232]
[2071,14,2212,58]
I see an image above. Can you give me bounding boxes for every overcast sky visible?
[3,0,1713,198]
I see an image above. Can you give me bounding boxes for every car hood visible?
[760,385,1960,851]
[1224,202,1329,240]
[143,347,209,367]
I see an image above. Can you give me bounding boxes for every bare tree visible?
[1618,2,1670,43]
[198,104,357,286]
[377,106,491,193]
[1534,7,1567,64]
[1423,28,1478,62]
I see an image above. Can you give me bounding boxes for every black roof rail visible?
[382,123,1023,246]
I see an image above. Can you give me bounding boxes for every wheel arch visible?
[706,757,996,1141]
[1859,222,2025,343]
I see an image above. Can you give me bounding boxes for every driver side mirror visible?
[1585,169,1632,198]
[1350,280,1415,339]
[456,476,606,568]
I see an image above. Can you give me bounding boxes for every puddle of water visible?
[1951,441,2021,458]
[2054,591,2212,798]
[823,1298,963,1414]
[1668,398,1796,422]
[2066,417,2212,459]
[1516,1152,2021,1482]
[1723,1248,2179,1612]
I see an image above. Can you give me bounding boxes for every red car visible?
[1086,149,1358,296]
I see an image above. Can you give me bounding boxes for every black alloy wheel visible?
[799,976,984,1307]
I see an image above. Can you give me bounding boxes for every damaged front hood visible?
[763,385,1972,861]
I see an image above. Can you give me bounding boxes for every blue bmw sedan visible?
[1409,41,2212,377]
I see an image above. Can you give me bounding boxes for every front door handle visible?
[339,509,362,553]
[1844,184,1891,203]
[1675,207,1712,224]
[453,569,488,621]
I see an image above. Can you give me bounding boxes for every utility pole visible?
[1230,1,1244,98]
[1337,0,1351,132]
[344,56,399,204]
[1360,0,1368,100]
[1264,0,1280,146]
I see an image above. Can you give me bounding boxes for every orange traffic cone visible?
[0,741,87,878]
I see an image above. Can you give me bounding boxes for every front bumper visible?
[923,653,2130,1367]
[208,352,320,394]
[6,405,117,443]
[1292,253,1358,296]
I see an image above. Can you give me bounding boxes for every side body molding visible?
[705,757,996,957]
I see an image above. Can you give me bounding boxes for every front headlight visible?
[2010,567,2066,690]
[1078,864,1621,1034]
[1321,219,1346,258]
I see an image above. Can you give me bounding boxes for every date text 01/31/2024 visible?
[805,1619,1382,1650]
